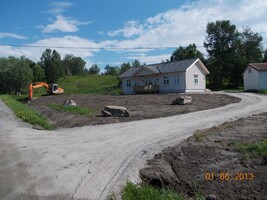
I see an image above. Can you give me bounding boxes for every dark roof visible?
[119,58,209,78]
[249,63,267,71]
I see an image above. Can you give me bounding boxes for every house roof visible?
[119,58,209,78]
[249,63,267,71]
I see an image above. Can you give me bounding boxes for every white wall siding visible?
[158,73,186,93]
[122,78,134,94]
[185,63,206,92]
[244,67,259,90]
[259,71,267,90]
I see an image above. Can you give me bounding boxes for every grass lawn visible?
[48,104,95,115]
[0,95,54,130]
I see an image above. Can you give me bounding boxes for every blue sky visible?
[1,0,267,71]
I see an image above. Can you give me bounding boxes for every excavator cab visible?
[48,84,64,94]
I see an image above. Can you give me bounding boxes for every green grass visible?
[259,90,267,94]
[58,75,121,95]
[194,131,205,142]
[48,104,94,115]
[121,182,184,200]
[237,139,267,162]
[0,95,54,130]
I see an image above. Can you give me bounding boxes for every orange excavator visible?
[28,82,64,100]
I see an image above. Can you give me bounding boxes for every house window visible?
[248,68,252,73]
[173,75,180,85]
[126,80,131,87]
[194,74,199,84]
[164,76,169,85]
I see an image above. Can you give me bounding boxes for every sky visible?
[0,0,267,71]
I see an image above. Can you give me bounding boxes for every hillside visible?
[58,75,121,95]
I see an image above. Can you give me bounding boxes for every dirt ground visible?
[140,112,267,200]
[28,93,240,128]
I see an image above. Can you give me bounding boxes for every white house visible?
[119,58,210,94]
[243,63,267,91]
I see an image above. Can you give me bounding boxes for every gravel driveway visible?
[0,92,267,200]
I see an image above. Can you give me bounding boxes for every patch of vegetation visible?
[0,95,54,130]
[237,139,267,162]
[192,181,205,200]
[259,90,267,94]
[58,75,121,95]
[48,104,94,115]
[122,182,184,200]
[194,131,205,142]
[245,89,267,94]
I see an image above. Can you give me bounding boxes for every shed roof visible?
[119,58,209,78]
[249,63,267,71]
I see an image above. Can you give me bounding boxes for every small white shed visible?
[243,63,267,91]
[119,58,209,94]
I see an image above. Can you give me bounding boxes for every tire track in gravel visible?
[0,93,267,200]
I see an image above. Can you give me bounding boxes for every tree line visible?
[1,20,266,94]
[170,20,267,90]
[0,47,142,94]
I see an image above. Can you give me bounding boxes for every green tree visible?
[171,44,204,61]
[120,62,131,74]
[104,65,119,76]
[228,27,263,87]
[62,54,86,76]
[32,64,45,82]
[264,49,267,62]
[241,27,263,63]
[40,49,63,83]
[89,64,100,74]
[0,56,33,94]
[204,20,240,90]
[132,59,141,67]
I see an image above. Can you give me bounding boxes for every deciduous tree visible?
[40,49,63,83]
[171,44,204,62]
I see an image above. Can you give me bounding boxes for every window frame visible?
[194,74,199,85]
[126,79,131,87]
[163,76,169,85]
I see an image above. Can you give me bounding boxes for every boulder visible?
[32,125,45,130]
[102,106,130,117]
[63,100,77,106]
[102,109,112,117]
[172,96,192,105]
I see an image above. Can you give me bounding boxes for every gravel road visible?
[0,92,267,200]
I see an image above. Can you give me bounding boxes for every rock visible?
[102,109,112,117]
[206,194,217,200]
[32,125,45,130]
[102,106,130,117]
[172,96,192,105]
[63,100,77,106]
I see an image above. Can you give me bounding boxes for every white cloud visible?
[127,53,171,65]
[0,36,101,63]
[41,15,91,33]
[108,20,145,38]
[107,0,267,54]
[47,2,74,15]
[0,32,26,40]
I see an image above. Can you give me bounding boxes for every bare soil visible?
[140,113,267,200]
[28,93,240,128]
